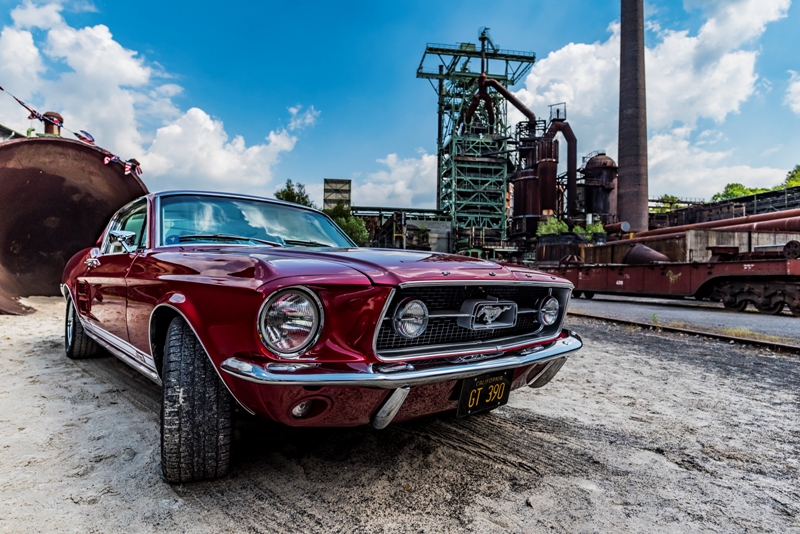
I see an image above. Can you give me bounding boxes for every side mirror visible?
[109,230,137,253]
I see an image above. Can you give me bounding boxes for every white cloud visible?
[143,108,297,194]
[513,0,790,199]
[0,0,313,194]
[287,105,320,131]
[352,150,437,208]
[785,71,800,115]
[648,127,784,199]
[10,0,64,29]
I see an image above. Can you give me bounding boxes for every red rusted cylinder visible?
[608,231,686,245]
[604,221,631,233]
[636,208,800,238]
[712,216,800,233]
[0,137,147,313]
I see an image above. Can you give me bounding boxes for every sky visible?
[0,0,798,207]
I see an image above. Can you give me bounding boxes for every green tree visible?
[274,179,315,208]
[710,183,770,202]
[776,164,800,189]
[323,202,369,246]
[658,194,680,204]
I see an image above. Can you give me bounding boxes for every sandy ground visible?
[0,297,798,533]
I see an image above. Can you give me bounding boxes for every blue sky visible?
[1,0,798,205]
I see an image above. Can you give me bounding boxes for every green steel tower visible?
[417,29,536,251]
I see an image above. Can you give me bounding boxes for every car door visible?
[79,200,147,343]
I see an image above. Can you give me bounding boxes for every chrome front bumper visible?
[220,331,582,388]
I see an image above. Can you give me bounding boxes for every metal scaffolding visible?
[417,29,536,250]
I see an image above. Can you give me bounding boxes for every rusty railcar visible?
[540,252,800,316]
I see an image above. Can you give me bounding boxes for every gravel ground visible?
[1,297,798,533]
[570,294,800,343]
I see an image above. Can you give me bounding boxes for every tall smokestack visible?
[617,0,649,232]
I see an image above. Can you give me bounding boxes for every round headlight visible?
[259,288,322,357]
[538,296,560,326]
[392,299,429,339]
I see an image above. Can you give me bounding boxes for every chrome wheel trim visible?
[66,299,75,349]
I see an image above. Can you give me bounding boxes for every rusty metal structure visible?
[417,29,536,249]
[576,151,618,224]
[617,0,649,233]
[0,132,147,314]
[417,29,590,254]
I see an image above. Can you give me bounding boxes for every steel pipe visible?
[636,208,800,238]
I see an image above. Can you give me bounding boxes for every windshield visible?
[158,194,354,248]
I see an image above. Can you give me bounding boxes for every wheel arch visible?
[149,301,255,414]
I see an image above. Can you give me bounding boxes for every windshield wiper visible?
[177,234,283,247]
[283,239,335,247]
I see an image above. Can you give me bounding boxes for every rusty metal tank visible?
[579,152,618,221]
[0,136,147,313]
[510,168,539,237]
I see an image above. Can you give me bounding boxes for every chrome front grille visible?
[375,283,563,359]
[376,313,541,350]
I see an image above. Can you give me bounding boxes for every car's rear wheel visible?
[65,297,101,359]
[161,316,234,483]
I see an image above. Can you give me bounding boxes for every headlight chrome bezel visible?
[258,286,324,358]
[538,295,561,326]
[392,298,430,339]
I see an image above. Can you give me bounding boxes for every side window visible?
[105,202,147,254]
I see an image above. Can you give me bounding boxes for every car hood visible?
[171,246,562,286]
[298,248,519,285]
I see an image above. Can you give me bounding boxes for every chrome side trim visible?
[397,279,574,289]
[81,320,161,385]
[371,387,410,429]
[221,332,582,388]
[149,303,255,415]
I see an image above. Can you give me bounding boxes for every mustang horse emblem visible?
[476,305,512,324]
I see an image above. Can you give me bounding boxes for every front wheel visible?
[65,297,101,359]
[161,316,234,483]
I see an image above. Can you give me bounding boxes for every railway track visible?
[568,309,800,354]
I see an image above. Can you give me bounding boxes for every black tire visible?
[161,316,234,483]
[65,297,101,359]
[790,306,800,318]
[573,291,583,299]
[583,292,595,300]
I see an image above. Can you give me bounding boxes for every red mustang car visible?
[61,191,582,482]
